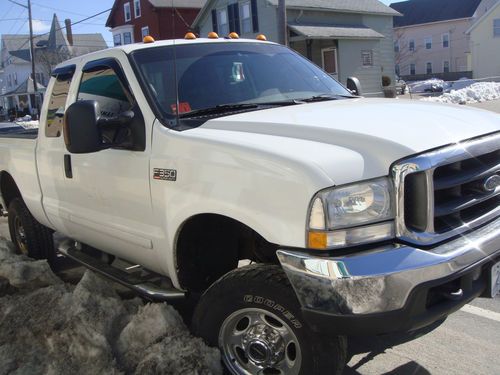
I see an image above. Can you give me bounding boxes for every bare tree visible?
[394,28,422,77]
[35,46,71,84]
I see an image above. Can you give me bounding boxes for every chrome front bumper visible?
[277,217,500,316]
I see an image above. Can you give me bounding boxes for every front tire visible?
[192,264,347,375]
[8,198,55,264]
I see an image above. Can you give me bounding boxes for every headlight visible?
[307,177,395,250]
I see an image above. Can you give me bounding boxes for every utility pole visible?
[277,0,287,46]
[9,0,38,118]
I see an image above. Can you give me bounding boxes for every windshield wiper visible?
[179,103,260,118]
[179,100,303,118]
[300,94,356,103]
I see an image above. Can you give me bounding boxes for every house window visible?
[35,72,45,85]
[141,26,149,39]
[395,64,400,76]
[14,72,17,85]
[409,39,415,52]
[123,32,132,45]
[134,0,141,18]
[442,33,449,48]
[425,37,432,49]
[217,9,229,36]
[443,61,450,73]
[410,63,416,75]
[240,1,252,33]
[124,2,131,22]
[426,62,432,74]
[394,41,399,53]
[494,19,500,37]
[361,50,373,67]
[114,33,122,46]
[321,48,338,74]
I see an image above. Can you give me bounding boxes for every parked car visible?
[0,36,499,375]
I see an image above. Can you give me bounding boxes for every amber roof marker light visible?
[256,34,267,41]
[208,31,219,39]
[184,32,197,40]
[143,35,155,43]
[228,32,239,39]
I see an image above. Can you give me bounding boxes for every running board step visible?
[58,239,185,301]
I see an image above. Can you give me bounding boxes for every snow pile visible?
[422,82,500,104]
[447,78,476,92]
[0,241,222,375]
[15,120,39,129]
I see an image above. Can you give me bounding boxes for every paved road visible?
[0,218,498,374]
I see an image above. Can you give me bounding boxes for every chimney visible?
[65,19,73,46]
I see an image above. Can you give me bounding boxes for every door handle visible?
[64,154,73,178]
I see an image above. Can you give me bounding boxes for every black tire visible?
[8,198,55,264]
[192,264,347,375]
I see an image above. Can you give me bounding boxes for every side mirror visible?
[346,77,362,96]
[64,100,103,154]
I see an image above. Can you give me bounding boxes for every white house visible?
[467,0,500,79]
[0,14,107,118]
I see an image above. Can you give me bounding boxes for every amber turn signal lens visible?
[228,32,239,39]
[208,31,219,39]
[308,232,327,250]
[143,35,155,43]
[256,34,267,41]
[184,32,196,40]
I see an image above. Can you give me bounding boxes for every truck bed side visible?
[0,135,49,229]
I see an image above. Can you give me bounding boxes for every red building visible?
[106,0,205,45]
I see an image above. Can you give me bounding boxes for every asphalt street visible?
[0,218,498,374]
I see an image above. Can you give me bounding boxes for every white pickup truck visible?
[0,36,499,374]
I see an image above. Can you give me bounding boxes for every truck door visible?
[45,58,159,265]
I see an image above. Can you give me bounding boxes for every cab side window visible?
[77,67,133,119]
[45,75,72,137]
[76,64,145,151]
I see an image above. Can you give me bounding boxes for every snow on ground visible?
[0,240,222,375]
[15,120,39,129]
[422,82,500,105]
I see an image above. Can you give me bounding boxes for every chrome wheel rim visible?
[219,308,302,375]
[14,216,28,255]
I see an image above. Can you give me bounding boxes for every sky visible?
[0,0,406,47]
[0,0,115,46]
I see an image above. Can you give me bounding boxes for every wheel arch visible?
[0,171,22,210]
[174,213,279,292]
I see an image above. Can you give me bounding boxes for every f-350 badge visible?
[153,168,177,181]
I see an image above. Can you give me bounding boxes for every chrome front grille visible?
[392,132,500,246]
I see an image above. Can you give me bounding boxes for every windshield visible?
[131,42,352,119]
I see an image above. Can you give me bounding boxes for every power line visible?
[1,8,112,67]
[30,1,107,18]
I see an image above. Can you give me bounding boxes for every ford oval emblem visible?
[484,175,500,192]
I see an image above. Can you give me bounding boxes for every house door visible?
[321,47,338,80]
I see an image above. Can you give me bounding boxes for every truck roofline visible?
[55,38,277,69]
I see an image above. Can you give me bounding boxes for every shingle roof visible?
[391,0,483,27]
[268,0,401,15]
[289,24,384,39]
[1,33,107,65]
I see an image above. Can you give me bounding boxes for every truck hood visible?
[199,98,500,183]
